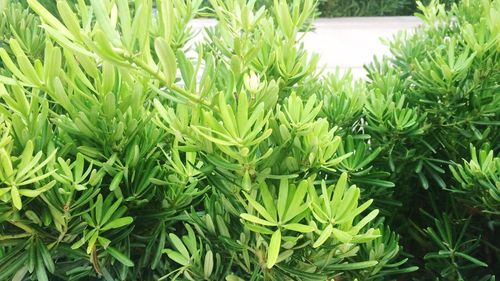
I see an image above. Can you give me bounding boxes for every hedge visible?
[0,0,498,280]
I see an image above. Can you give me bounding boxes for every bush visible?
[0,2,45,67]
[0,0,407,280]
[364,0,499,279]
[200,0,460,17]
[0,0,498,280]
[317,0,460,17]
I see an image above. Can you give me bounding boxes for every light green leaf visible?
[313,224,333,248]
[267,229,281,268]
[164,249,189,266]
[86,230,99,254]
[97,236,111,249]
[169,233,189,259]
[154,37,177,86]
[90,0,120,45]
[259,182,277,220]
[326,260,378,270]
[283,223,314,233]
[28,0,73,38]
[240,213,276,226]
[243,192,276,223]
[100,198,123,225]
[11,185,22,210]
[204,250,213,279]
[57,0,82,39]
[101,217,133,231]
[106,246,134,267]
[283,180,308,222]
[18,180,56,197]
[331,228,352,243]
[351,209,379,235]
[109,171,123,191]
[244,223,275,234]
[277,179,288,221]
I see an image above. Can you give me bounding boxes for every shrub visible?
[0,0,498,280]
[0,0,411,280]
[363,0,499,279]
[0,2,45,68]
[200,0,459,17]
[317,0,460,17]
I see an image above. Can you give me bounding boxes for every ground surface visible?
[190,16,422,79]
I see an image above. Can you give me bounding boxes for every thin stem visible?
[123,52,212,109]
[0,233,31,240]
[8,220,35,234]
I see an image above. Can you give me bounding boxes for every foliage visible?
[0,1,45,68]
[200,0,460,17]
[449,144,500,215]
[0,0,498,280]
[363,0,500,279]
[0,0,409,280]
[316,0,459,17]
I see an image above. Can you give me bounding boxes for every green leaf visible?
[283,180,308,222]
[283,223,314,233]
[267,229,281,268]
[42,24,94,56]
[106,246,134,267]
[331,228,352,243]
[204,251,213,279]
[164,249,189,266]
[37,240,55,273]
[17,141,34,175]
[95,194,103,225]
[18,181,56,197]
[277,179,288,221]
[0,148,14,178]
[237,92,249,136]
[90,0,120,45]
[109,171,123,191]
[57,158,73,178]
[36,249,49,281]
[94,30,126,65]
[240,213,276,226]
[71,236,86,250]
[28,0,73,39]
[0,188,11,197]
[98,236,111,249]
[0,49,29,83]
[169,234,190,259]
[154,37,177,86]
[11,185,22,210]
[325,260,378,271]
[101,198,123,225]
[86,230,99,254]
[57,0,82,38]
[244,192,276,223]
[351,209,379,234]
[244,223,275,234]
[313,224,333,248]
[332,172,348,211]
[101,217,133,231]
[259,182,277,220]
[455,252,488,267]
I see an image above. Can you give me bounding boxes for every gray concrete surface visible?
[302,17,421,78]
[190,17,422,79]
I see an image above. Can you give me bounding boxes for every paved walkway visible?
[190,17,421,79]
[302,17,421,78]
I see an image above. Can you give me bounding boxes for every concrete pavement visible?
[302,17,421,78]
[189,17,422,79]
